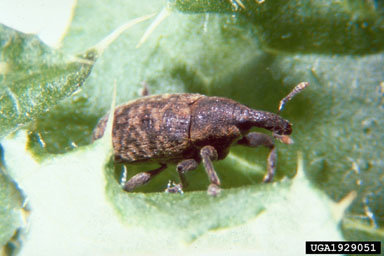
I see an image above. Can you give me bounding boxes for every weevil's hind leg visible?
[123,163,167,192]
[166,159,199,194]
[200,145,221,196]
[237,132,277,183]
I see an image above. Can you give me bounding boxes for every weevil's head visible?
[240,108,292,135]
[271,118,293,144]
[272,118,292,135]
[255,113,293,144]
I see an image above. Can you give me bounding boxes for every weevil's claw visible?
[120,166,128,186]
[165,180,184,194]
[273,134,294,144]
[207,184,221,197]
[263,173,273,183]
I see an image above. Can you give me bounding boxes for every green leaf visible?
[2,0,384,254]
[1,131,346,254]
[0,164,24,253]
[27,0,264,154]
[0,24,95,139]
[171,0,384,54]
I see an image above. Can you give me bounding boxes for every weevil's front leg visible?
[237,132,277,183]
[123,163,167,191]
[200,145,221,196]
[176,159,199,188]
[166,159,199,194]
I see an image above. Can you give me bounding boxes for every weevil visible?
[93,82,309,196]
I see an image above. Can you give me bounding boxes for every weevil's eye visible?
[284,122,292,135]
[275,121,292,135]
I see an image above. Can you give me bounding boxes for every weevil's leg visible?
[123,163,167,192]
[200,145,221,196]
[237,132,277,183]
[166,159,199,194]
[176,159,199,188]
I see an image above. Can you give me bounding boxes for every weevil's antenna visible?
[272,82,309,144]
[277,82,309,114]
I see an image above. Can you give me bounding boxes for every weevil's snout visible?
[275,120,292,135]
[243,109,293,136]
[272,120,293,144]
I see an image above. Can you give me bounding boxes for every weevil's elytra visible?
[93,83,308,196]
[93,94,203,162]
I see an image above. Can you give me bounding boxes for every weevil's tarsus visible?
[176,159,199,189]
[136,8,170,48]
[263,148,277,183]
[165,181,184,194]
[207,184,221,197]
[273,134,294,144]
[120,165,128,186]
[278,82,309,113]
[123,163,167,191]
[237,132,277,182]
[200,145,221,196]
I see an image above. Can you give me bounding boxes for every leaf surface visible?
[1,0,383,254]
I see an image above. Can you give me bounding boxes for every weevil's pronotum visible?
[93,82,309,196]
